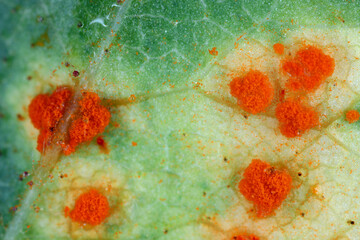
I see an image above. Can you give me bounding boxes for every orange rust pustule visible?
[28,94,49,129]
[273,43,284,55]
[233,235,260,240]
[28,87,73,152]
[282,46,335,92]
[275,100,319,138]
[239,159,292,218]
[230,70,274,114]
[66,189,110,226]
[346,110,360,124]
[62,91,111,155]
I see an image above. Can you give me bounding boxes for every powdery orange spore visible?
[346,110,360,124]
[275,100,319,138]
[63,91,111,155]
[233,235,260,240]
[28,94,50,129]
[273,43,284,55]
[239,159,292,218]
[296,46,335,78]
[230,70,274,114]
[67,189,109,226]
[282,46,335,92]
[28,87,73,152]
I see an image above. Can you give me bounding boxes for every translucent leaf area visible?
[1,0,360,239]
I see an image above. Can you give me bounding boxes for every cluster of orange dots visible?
[230,43,336,138]
[28,87,111,155]
[64,189,110,226]
[239,159,292,218]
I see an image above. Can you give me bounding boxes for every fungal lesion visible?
[28,158,131,239]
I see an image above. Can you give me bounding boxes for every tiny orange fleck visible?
[273,43,284,55]
[346,110,360,124]
[132,141,137,146]
[128,94,136,103]
[208,47,218,56]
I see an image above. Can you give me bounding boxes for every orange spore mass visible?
[239,159,292,218]
[346,110,360,124]
[275,100,319,138]
[67,189,110,226]
[28,87,111,154]
[28,94,50,129]
[29,87,72,152]
[296,46,335,78]
[233,235,260,240]
[63,91,111,155]
[282,46,335,92]
[230,70,274,114]
[273,43,284,55]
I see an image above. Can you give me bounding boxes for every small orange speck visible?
[273,43,284,55]
[208,47,218,56]
[132,141,137,146]
[64,206,70,217]
[346,110,360,124]
[128,94,136,103]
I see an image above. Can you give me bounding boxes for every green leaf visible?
[1,0,360,239]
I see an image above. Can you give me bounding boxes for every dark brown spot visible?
[298,172,302,176]
[27,76,32,81]
[77,22,83,28]
[72,71,79,77]
[17,114,24,121]
[105,49,109,53]
[243,114,248,119]
[348,220,355,225]
[9,206,17,213]
[203,192,206,197]
[164,229,168,234]
[266,167,276,174]
[64,62,70,67]
[27,181,34,187]
[223,157,228,162]
[300,212,305,217]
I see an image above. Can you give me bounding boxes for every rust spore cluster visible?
[64,189,110,226]
[28,87,111,155]
[230,44,336,138]
[239,159,292,218]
